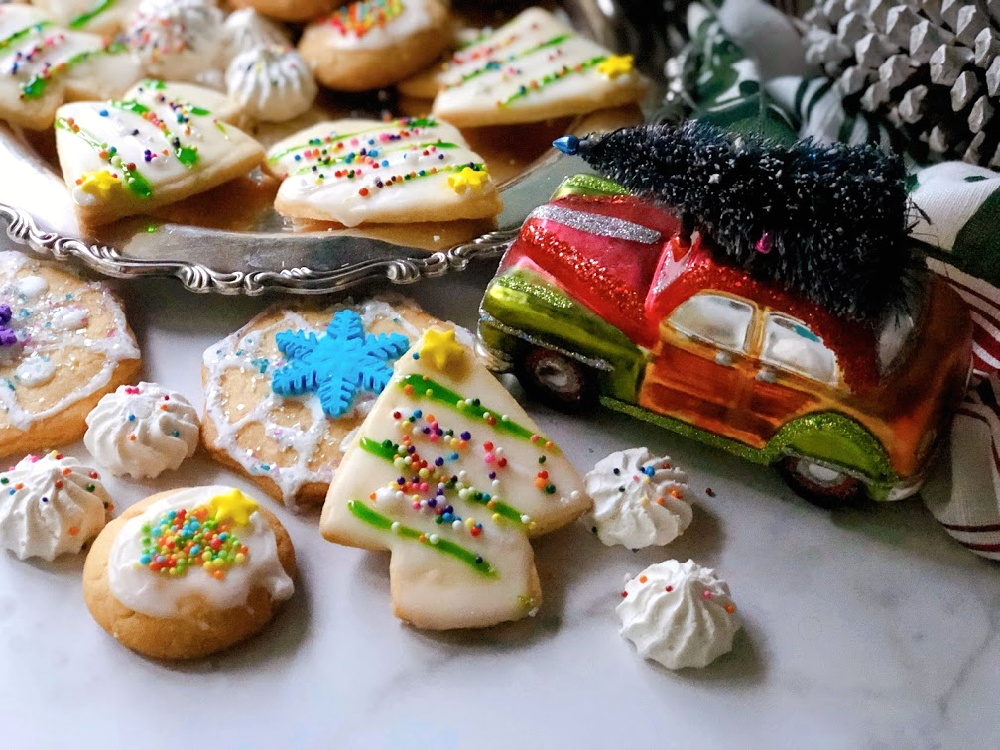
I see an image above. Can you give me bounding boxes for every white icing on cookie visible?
[433,7,645,126]
[0,252,140,431]
[123,78,243,124]
[222,7,290,60]
[125,0,224,82]
[0,4,142,127]
[0,452,111,561]
[56,80,263,216]
[49,306,88,330]
[16,276,48,299]
[266,117,499,226]
[14,354,56,387]
[618,560,740,670]
[319,328,592,629]
[201,300,423,508]
[584,448,692,549]
[107,485,294,617]
[84,382,200,479]
[310,0,437,52]
[225,45,316,123]
[32,0,141,34]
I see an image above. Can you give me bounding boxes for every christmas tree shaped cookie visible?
[33,0,140,36]
[0,4,143,129]
[432,7,646,128]
[320,327,591,629]
[265,116,502,227]
[55,80,265,225]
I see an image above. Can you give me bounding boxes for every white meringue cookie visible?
[584,448,692,549]
[225,45,317,123]
[222,8,292,60]
[126,0,225,82]
[618,560,740,670]
[84,382,200,479]
[0,453,111,561]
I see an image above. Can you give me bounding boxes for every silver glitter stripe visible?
[527,204,662,245]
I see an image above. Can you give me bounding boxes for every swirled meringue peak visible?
[0,452,112,561]
[223,8,292,60]
[618,560,739,670]
[84,382,199,479]
[225,45,317,123]
[584,448,691,549]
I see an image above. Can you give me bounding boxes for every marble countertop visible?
[2,261,998,750]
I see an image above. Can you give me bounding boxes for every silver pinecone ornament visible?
[804,0,1000,166]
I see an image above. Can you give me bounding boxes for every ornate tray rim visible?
[0,201,523,296]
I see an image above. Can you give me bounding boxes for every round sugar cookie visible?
[228,0,338,23]
[83,486,297,660]
[0,251,141,457]
[299,0,451,92]
[200,297,444,509]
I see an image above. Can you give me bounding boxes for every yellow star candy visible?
[419,328,468,378]
[209,488,259,526]
[597,54,634,79]
[76,169,121,198]
[447,166,489,193]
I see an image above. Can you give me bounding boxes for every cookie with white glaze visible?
[84,382,200,479]
[55,80,265,225]
[0,4,143,129]
[0,451,112,561]
[200,297,446,509]
[433,7,647,127]
[83,486,296,660]
[0,251,141,457]
[319,327,591,630]
[32,0,140,35]
[229,0,336,24]
[265,116,502,227]
[124,0,225,83]
[299,0,450,92]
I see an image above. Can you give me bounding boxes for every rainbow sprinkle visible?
[138,505,248,580]
[326,0,405,38]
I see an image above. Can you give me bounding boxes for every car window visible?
[668,294,754,352]
[761,314,838,385]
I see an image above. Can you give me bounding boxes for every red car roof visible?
[508,193,881,391]
[509,194,681,344]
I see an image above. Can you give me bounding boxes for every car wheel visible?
[516,347,597,412]
[776,456,865,509]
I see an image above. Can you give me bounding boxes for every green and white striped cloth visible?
[676,0,1000,559]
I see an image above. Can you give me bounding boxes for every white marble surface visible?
[1,260,999,750]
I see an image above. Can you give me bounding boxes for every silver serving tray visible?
[0,0,664,296]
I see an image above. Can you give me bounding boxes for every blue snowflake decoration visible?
[271,310,410,418]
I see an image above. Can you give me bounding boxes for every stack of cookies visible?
[0,2,646,230]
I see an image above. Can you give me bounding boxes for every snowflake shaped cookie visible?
[271,309,409,418]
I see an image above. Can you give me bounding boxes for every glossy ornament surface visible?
[479,176,973,501]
